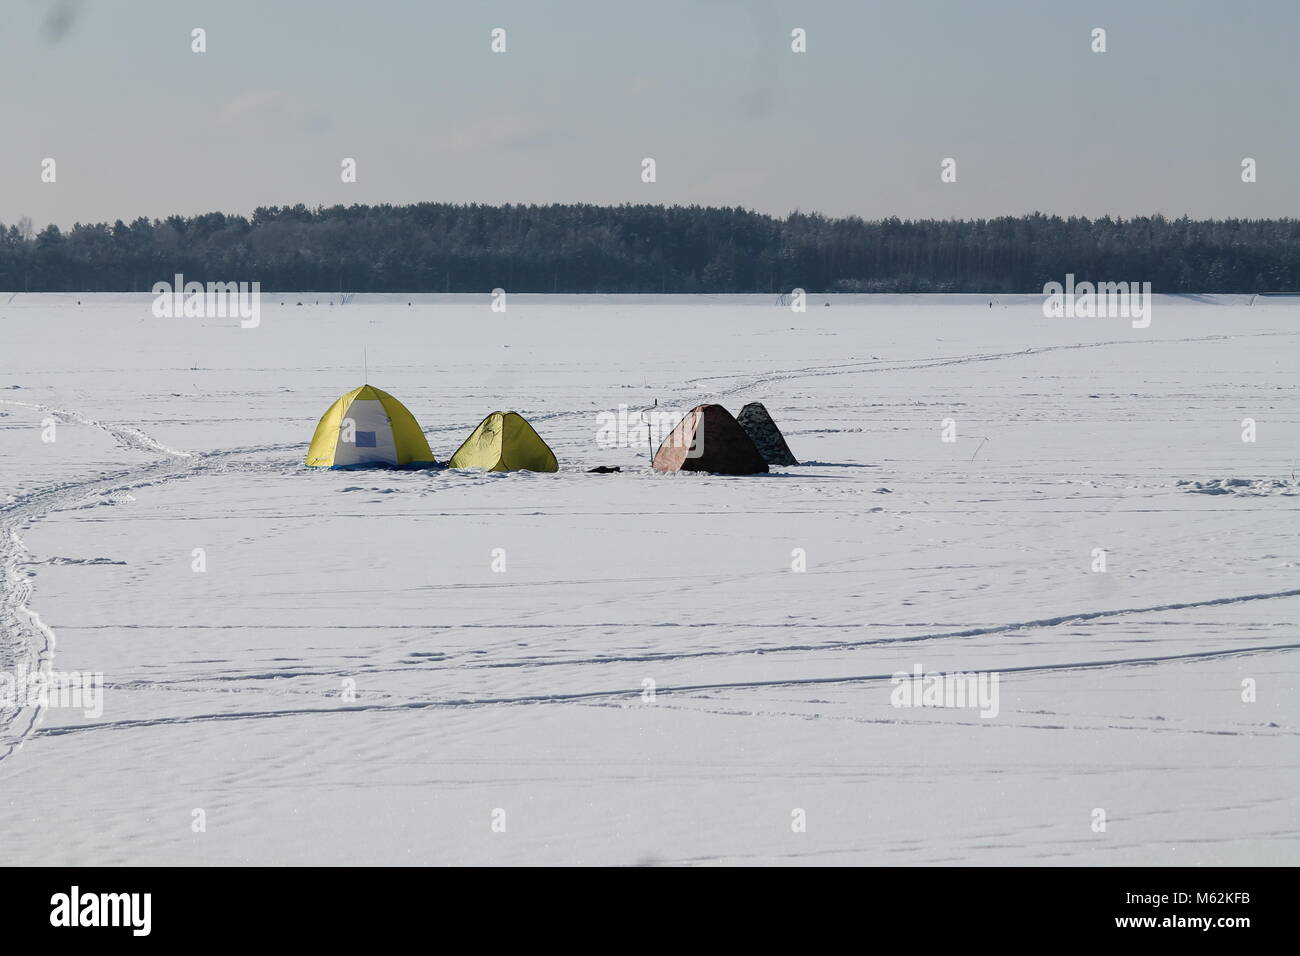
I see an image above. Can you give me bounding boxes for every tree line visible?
[1,203,1296,293]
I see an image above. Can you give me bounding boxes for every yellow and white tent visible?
[305,384,437,469]
[448,411,558,472]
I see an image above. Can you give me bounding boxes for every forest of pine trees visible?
[1,203,1297,293]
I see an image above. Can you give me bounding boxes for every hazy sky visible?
[4,0,1298,228]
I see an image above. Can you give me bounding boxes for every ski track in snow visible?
[0,393,616,763]
[28,638,1300,741]
[0,399,195,459]
[63,584,1300,687]
[4,331,1297,745]
[2,312,1298,865]
[0,412,197,761]
[690,328,1300,400]
[5,332,1294,712]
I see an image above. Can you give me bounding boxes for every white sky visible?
[3,0,1297,228]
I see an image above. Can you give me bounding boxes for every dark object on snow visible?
[653,404,768,475]
[587,465,621,473]
[736,403,798,466]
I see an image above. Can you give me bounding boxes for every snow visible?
[1,293,1297,865]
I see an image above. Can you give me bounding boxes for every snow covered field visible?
[1,292,1297,866]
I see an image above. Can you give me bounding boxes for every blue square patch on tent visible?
[354,431,378,448]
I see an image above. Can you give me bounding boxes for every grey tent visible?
[736,403,798,466]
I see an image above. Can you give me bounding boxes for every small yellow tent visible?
[448,411,558,472]
[305,384,436,469]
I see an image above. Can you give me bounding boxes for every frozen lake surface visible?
[1,292,1297,865]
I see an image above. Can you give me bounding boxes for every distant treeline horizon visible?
[2,203,1298,294]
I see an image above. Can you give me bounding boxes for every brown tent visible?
[652,404,769,475]
[736,402,798,466]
